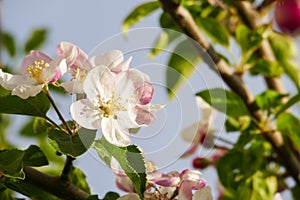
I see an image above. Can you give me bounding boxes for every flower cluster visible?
[0,41,163,147]
[111,158,212,200]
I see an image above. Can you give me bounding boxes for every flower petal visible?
[111,57,132,74]
[20,50,52,74]
[133,104,164,126]
[115,176,135,193]
[115,110,139,130]
[60,80,84,94]
[101,117,131,147]
[57,41,79,66]
[115,69,150,104]
[192,186,213,200]
[90,50,124,69]
[11,84,44,99]
[181,122,203,143]
[0,70,36,90]
[84,65,115,104]
[70,99,102,129]
[42,57,67,83]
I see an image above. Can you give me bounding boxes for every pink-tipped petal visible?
[193,186,213,200]
[20,50,52,74]
[90,50,124,69]
[137,82,154,105]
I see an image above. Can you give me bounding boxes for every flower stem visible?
[45,90,73,136]
[213,135,234,146]
[61,156,75,180]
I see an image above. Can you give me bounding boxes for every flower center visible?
[25,60,49,83]
[99,92,127,118]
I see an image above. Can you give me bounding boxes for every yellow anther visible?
[99,92,127,118]
[25,59,50,83]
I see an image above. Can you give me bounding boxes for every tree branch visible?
[61,156,75,180]
[158,0,300,185]
[23,167,89,200]
[234,1,286,94]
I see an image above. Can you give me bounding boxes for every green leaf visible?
[122,1,160,34]
[0,188,15,200]
[268,31,297,61]
[196,88,249,117]
[48,128,96,157]
[2,32,16,57]
[277,113,300,149]
[225,116,251,132]
[102,192,120,200]
[269,32,300,90]
[0,149,25,179]
[22,145,48,167]
[196,17,229,47]
[93,137,147,199]
[69,167,91,194]
[292,185,300,200]
[0,92,50,117]
[24,29,47,53]
[275,93,300,118]
[249,59,283,77]
[236,25,264,63]
[148,30,180,59]
[255,90,288,112]
[21,117,52,137]
[237,172,277,200]
[4,178,59,200]
[167,39,201,99]
[280,60,300,90]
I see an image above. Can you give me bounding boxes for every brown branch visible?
[234,1,286,94]
[158,0,300,185]
[61,156,75,180]
[23,167,89,200]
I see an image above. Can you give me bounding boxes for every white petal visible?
[193,186,213,200]
[101,117,131,147]
[60,80,84,94]
[57,41,78,65]
[117,193,140,200]
[0,70,36,90]
[132,104,165,126]
[84,65,115,104]
[196,97,213,124]
[115,69,151,104]
[111,157,126,176]
[90,50,124,68]
[181,121,203,143]
[42,57,67,83]
[11,84,44,99]
[70,99,102,129]
[116,110,139,130]
[110,57,132,74]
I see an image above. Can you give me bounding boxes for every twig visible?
[23,167,89,200]
[61,156,75,180]
[45,90,73,136]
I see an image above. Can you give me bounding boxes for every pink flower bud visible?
[192,157,210,169]
[137,82,154,105]
[275,0,300,35]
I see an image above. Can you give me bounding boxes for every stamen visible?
[25,59,50,83]
[99,92,127,118]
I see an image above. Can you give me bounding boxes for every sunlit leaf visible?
[277,113,300,149]
[24,29,47,53]
[196,88,249,117]
[255,90,288,112]
[275,93,300,118]
[167,39,201,99]
[197,17,229,47]
[93,137,147,199]
[2,32,16,57]
[69,167,91,194]
[122,1,160,34]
